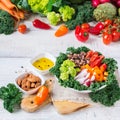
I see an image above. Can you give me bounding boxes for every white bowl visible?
[68,85,107,94]
[15,70,45,95]
[30,52,56,75]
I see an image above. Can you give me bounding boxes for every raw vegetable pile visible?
[0,0,120,43]
[50,46,120,106]
[49,46,118,91]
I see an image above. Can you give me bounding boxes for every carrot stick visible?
[0,2,14,15]
[0,2,24,20]
[55,24,69,37]
[0,0,17,9]
[17,10,24,19]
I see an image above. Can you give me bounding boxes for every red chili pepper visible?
[32,19,51,30]
[89,22,104,35]
[89,27,100,35]
[95,22,104,31]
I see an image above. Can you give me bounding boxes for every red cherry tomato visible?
[104,19,113,27]
[81,23,90,32]
[102,33,112,45]
[112,30,120,42]
[18,24,27,34]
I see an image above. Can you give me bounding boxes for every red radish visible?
[84,80,91,87]
[92,0,100,7]
[117,0,120,7]
[99,0,110,4]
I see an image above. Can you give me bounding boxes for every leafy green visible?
[89,58,120,106]
[0,83,22,113]
[65,1,94,30]
[0,10,15,35]
[49,53,67,77]
[11,0,31,11]
[66,46,90,54]
[89,80,120,106]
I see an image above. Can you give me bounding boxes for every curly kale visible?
[0,10,15,35]
[89,79,120,106]
[65,1,94,30]
[0,83,22,113]
[11,0,31,11]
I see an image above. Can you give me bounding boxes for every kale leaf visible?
[0,10,15,35]
[0,83,22,113]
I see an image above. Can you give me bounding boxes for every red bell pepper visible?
[75,25,89,42]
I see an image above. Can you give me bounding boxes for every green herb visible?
[65,1,94,30]
[89,58,120,106]
[66,46,90,54]
[0,10,15,35]
[49,52,67,77]
[89,79,120,106]
[0,83,22,113]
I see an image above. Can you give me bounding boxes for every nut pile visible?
[17,73,41,91]
[67,52,90,67]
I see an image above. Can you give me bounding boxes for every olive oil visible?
[33,57,54,70]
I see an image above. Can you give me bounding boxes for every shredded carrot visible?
[55,24,69,37]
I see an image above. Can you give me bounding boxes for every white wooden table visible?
[0,16,120,120]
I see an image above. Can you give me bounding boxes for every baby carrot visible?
[55,24,69,37]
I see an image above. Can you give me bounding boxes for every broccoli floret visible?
[28,0,49,14]
[0,10,15,35]
[59,59,80,81]
[59,5,75,22]
[47,11,61,25]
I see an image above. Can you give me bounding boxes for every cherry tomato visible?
[75,29,89,42]
[34,86,49,105]
[102,25,112,34]
[104,19,112,27]
[102,33,112,45]
[112,30,120,42]
[112,24,118,32]
[18,24,27,34]
[81,23,90,32]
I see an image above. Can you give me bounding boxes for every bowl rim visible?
[15,70,45,94]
